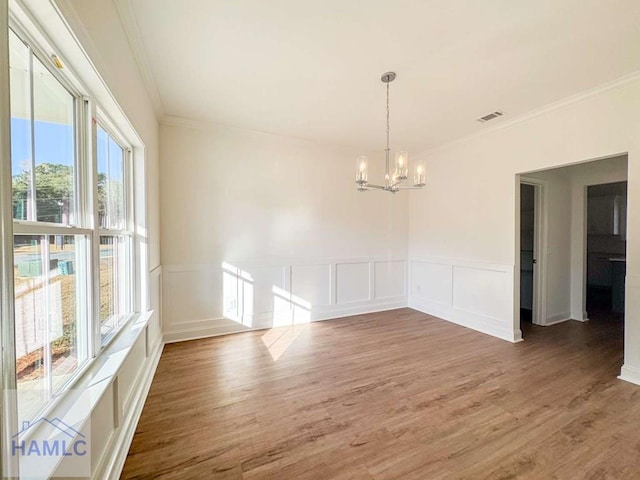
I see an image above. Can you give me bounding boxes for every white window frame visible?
[9,24,95,411]
[1,2,18,476]
[6,13,138,422]
[93,115,135,346]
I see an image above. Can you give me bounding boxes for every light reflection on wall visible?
[221,262,313,360]
[222,261,254,327]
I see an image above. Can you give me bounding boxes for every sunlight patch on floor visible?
[261,325,308,362]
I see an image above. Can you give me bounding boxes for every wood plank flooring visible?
[121,308,640,480]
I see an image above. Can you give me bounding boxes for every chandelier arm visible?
[396,186,426,190]
[389,179,407,189]
[365,183,387,190]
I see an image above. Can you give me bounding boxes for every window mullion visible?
[28,45,36,222]
[76,96,93,363]
[126,148,138,313]
[90,106,101,357]
[41,237,53,398]
[12,221,92,236]
[98,228,129,236]
[74,97,87,227]
[106,136,111,229]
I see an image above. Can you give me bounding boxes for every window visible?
[8,26,134,420]
[13,235,89,419]
[97,125,133,342]
[10,31,77,225]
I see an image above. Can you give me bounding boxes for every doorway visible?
[516,154,627,337]
[520,183,536,325]
[585,181,627,320]
[519,180,545,328]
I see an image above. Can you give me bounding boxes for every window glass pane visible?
[14,235,47,419]
[9,30,33,221]
[14,234,89,419]
[100,235,130,341]
[32,56,76,224]
[108,137,125,228]
[97,126,125,229]
[96,127,109,227]
[50,235,87,390]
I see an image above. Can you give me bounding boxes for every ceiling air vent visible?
[477,111,504,123]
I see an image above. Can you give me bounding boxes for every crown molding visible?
[161,115,221,131]
[162,114,301,139]
[166,69,640,161]
[414,69,640,160]
[113,0,165,120]
[161,115,377,152]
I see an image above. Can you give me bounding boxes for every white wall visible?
[160,119,409,341]
[524,155,628,324]
[408,75,640,384]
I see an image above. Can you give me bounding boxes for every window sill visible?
[13,310,153,478]
[100,312,136,347]
[81,309,152,403]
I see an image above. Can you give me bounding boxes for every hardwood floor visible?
[121,308,640,480]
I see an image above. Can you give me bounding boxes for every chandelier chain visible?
[385,80,390,179]
[386,80,390,148]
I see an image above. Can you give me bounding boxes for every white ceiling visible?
[122,0,640,152]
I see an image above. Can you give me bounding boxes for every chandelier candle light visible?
[356,72,426,193]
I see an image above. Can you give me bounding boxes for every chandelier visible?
[355,72,425,193]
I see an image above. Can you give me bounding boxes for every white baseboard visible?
[164,298,408,343]
[512,328,523,342]
[619,364,640,386]
[409,296,521,343]
[544,314,572,326]
[312,299,408,322]
[93,339,164,480]
[164,321,250,343]
[569,311,589,322]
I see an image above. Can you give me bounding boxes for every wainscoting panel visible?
[453,265,510,324]
[117,334,147,412]
[291,264,331,307]
[238,264,288,325]
[620,274,640,386]
[409,257,519,342]
[374,260,406,299]
[163,257,407,343]
[336,262,370,304]
[165,266,221,327]
[409,260,453,318]
[148,266,163,341]
[410,260,452,308]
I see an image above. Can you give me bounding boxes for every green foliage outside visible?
[12,162,122,224]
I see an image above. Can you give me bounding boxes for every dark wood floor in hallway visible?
[121,308,640,480]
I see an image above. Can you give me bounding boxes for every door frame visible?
[518,176,548,327]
